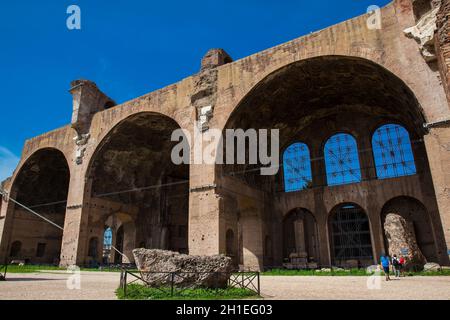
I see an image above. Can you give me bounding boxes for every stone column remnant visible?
[383,213,427,269]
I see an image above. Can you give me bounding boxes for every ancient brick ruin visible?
[0,0,449,270]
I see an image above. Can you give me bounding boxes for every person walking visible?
[380,252,391,281]
[392,254,401,278]
[399,255,406,277]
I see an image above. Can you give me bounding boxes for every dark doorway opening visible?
[329,204,373,267]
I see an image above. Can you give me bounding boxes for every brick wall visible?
[436,0,450,104]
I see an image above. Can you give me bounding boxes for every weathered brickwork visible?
[436,0,450,102]
[0,0,449,270]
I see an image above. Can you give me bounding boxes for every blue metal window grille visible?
[283,142,313,192]
[104,227,112,250]
[324,133,362,186]
[372,124,416,179]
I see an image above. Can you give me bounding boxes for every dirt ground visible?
[0,271,449,300]
[0,271,118,300]
[260,275,450,300]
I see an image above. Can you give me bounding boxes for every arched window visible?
[283,142,312,192]
[104,228,112,250]
[103,227,113,264]
[324,133,362,186]
[372,124,416,179]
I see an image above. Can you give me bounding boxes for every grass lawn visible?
[406,269,450,276]
[116,284,259,300]
[3,264,449,277]
[2,264,65,273]
[2,264,137,273]
[262,268,366,276]
[262,268,450,276]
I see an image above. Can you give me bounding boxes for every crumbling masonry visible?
[0,0,449,270]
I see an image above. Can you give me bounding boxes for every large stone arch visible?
[0,148,70,264]
[282,208,320,268]
[88,107,192,161]
[214,1,448,127]
[225,50,434,120]
[77,111,190,266]
[217,55,427,188]
[215,52,444,270]
[2,0,449,270]
[3,127,74,192]
[57,83,195,266]
[103,213,136,265]
[328,203,375,268]
[85,111,187,178]
[381,196,439,263]
[221,54,426,132]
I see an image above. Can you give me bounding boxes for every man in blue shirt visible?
[380,252,391,281]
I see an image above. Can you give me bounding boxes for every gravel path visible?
[260,275,450,300]
[0,272,449,300]
[0,271,119,300]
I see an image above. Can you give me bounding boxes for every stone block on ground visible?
[423,262,441,272]
[132,249,233,289]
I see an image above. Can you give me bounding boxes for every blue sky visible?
[0,0,391,181]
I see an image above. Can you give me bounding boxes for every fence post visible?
[171,272,175,297]
[215,272,219,293]
[0,265,6,281]
[123,271,128,297]
[257,272,260,296]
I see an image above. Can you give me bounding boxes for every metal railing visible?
[0,264,7,281]
[228,272,260,295]
[119,269,260,297]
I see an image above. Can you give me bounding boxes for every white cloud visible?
[0,146,19,182]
